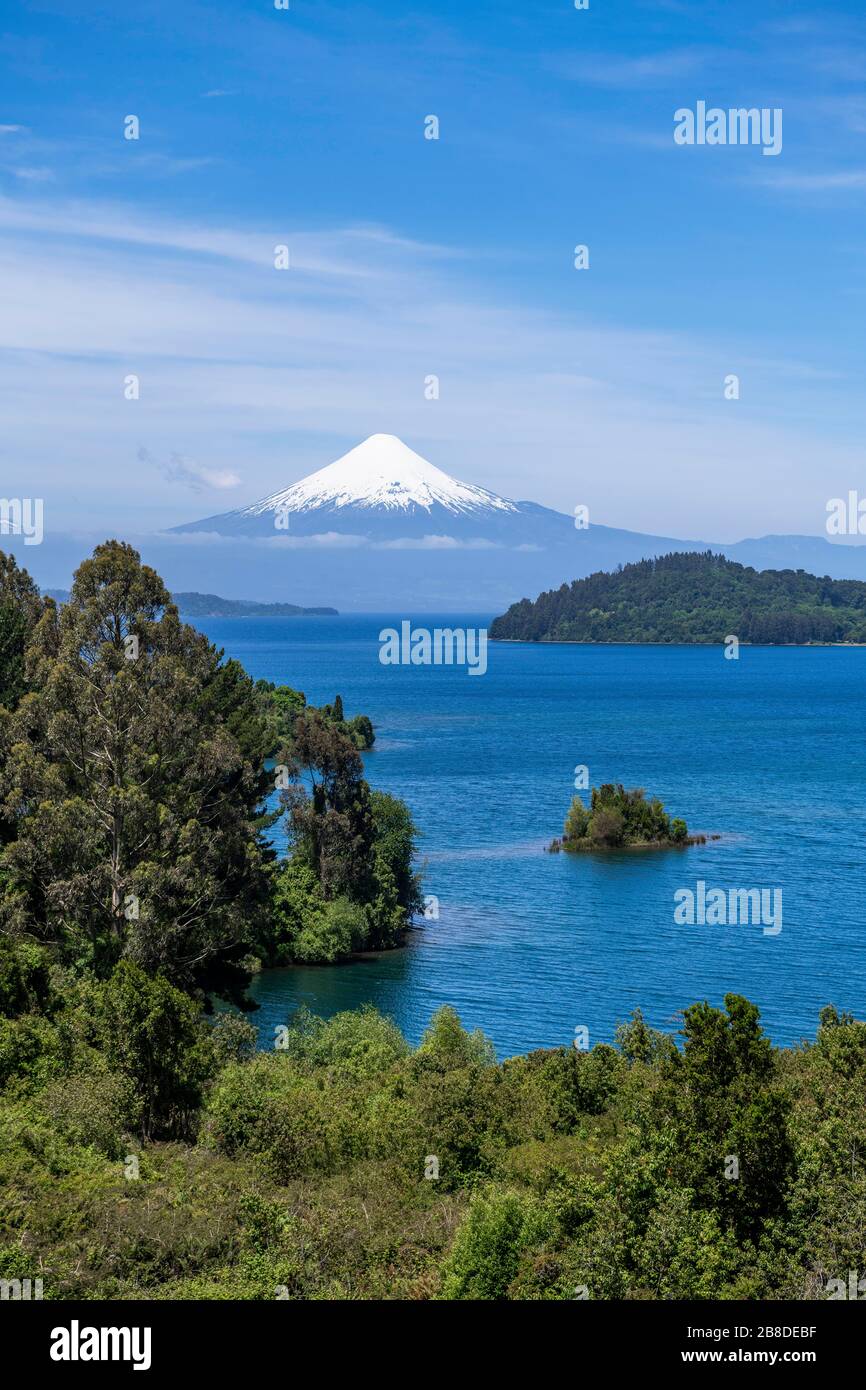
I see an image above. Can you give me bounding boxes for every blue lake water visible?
[197,614,866,1058]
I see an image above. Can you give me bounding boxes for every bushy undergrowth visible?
[1,939,864,1301]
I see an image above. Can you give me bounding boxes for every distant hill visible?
[489,552,866,645]
[41,588,337,618]
[170,593,337,618]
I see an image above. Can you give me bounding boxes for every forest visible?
[2,542,864,1302]
[0,541,419,985]
[489,551,866,645]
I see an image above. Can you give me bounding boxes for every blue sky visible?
[2,0,866,540]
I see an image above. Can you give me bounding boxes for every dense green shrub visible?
[1,930,865,1300]
[555,784,691,852]
[40,1070,142,1159]
[0,939,54,1018]
[93,961,212,1140]
[440,1188,551,1299]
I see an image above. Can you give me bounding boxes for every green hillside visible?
[490,551,866,645]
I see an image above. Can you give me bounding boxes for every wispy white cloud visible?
[0,190,859,541]
[9,165,54,182]
[0,194,453,280]
[374,536,500,551]
[755,169,866,192]
[549,46,710,88]
[138,447,241,492]
[159,531,369,550]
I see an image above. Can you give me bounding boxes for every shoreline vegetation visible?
[549,783,711,854]
[490,551,866,645]
[0,976,863,1300]
[1,541,419,986]
[494,637,866,648]
[2,540,865,1301]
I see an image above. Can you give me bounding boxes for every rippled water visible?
[197,614,866,1058]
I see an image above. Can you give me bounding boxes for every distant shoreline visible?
[491,638,866,647]
[178,607,339,619]
[42,586,339,619]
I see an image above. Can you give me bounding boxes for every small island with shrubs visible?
[549,783,707,853]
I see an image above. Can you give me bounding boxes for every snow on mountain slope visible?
[166,435,866,601]
[238,435,520,518]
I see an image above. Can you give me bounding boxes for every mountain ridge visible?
[169,433,866,577]
[18,434,865,611]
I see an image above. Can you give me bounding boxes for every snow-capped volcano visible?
[171,433,548,541]
[243,434,520,518]
[161,431,866,608]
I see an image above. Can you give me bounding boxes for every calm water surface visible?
[197,614,866,1057]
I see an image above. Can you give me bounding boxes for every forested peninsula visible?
[42,587,337,618]
[490,551,866,645]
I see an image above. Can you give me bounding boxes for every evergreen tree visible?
[662,994,793,1240]
[282,708,375,903]
[95,959,210,1139]
[370,790,423,920]
[0,540,269,1003]
[0,552,46,872]
[0,551,44,712]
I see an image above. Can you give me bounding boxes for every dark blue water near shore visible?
[197,614,866,1058]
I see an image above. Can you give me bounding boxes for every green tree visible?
[0,937,53,1018]
[283,709,376,903]
[0,540,269,1002]
[370,790,423,918]
[440,1189,549,1299]
[563,796,589,842]
[294,895,367,964]
[254,680,306,756]
[94,960,209,1139]
[0,551,43,712]
[417,1005,497,1070]
[589,806,625,847]
[663,994,793,1240]
[0,553,45,871]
